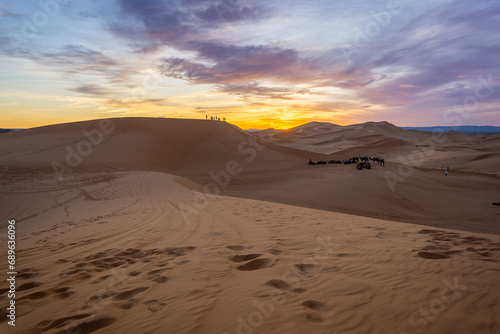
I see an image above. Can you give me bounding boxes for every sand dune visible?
[0,118,499,333]
[1,171,499,333]
[2,118,497,234]
[0,118,312,177]
[257,121,424,155]
[257,121,500,175]
[219,161,500,235]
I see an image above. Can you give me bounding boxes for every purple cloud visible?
[157,43,322,84]
[334,1,500,123]
[109,0,271,52]
[219,82,309,100]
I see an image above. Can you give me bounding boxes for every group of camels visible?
[308,156,385,168]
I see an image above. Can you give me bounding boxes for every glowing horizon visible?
[1,1,499,129]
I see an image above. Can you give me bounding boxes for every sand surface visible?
[0,118,499,333]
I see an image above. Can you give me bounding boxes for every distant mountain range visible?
[402,126,500,134]
[0,129,15,134]
[248,123,500,135]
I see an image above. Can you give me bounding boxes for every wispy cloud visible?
[218,82,309,100]
[67,84,117,96]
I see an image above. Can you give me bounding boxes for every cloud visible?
[195,1,270,23]
[3,0,500,126]
[151,0,500,122]
[42,44,117,68]
[38,44,142,86]
[157,43,320,84]
[219,82,309,100]
[108,0,272,52]
[334,1,500,121]
[155,40,331,105]
[68,84,116,96]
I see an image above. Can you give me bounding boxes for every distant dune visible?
[253,121,430,155]
[0,117,499,333]
[251,121,500,175]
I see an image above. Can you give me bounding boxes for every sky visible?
[0,0,499,129]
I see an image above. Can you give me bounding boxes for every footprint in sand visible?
[92,274,112,283]
[226,246,273,271]
[145,269,169,283]
[89,290,117,302]
[265,279,307,294]
[17,269,39,279]
[0,288,9,297]
[417,251,449,259]
[117,298,138,310]
[150,275,169,283]
[52,287,76,300]
[266,279,291,290]
[226,245,248,251]
[112,287,149,301]
[155,261,170,268]
[305,313,323,323]
[21,291,49,300]
[364,226,385,231]
[236,258,273,271]
[302,300,327,311]
[267,248,283,255]
[144,299,166,313]
[17,282,43,291]
[17,286,75,302]
[59,268,94,283]
[294,263,319,274]
[75,272,94,282]
[55,317,117,334]
[34,313,93,332]
[61,246,197,282]
[416,229,500,262]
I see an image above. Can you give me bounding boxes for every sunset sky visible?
[1,0,499,129]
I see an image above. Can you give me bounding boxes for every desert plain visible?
[0,117,499,334]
